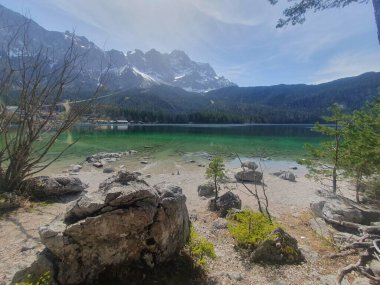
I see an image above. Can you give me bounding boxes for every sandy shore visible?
[0,152,358,285]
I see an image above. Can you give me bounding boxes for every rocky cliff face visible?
[0,4,235,93]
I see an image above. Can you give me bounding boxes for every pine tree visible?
[300,103,349,194]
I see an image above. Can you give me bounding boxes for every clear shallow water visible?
[47,124,322,166]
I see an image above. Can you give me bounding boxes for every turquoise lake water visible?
[47,124,322,165]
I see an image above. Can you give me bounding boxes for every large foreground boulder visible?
[250,227,304,264]
[16,171,190,285]
[209,191,242,217]
[235,170,263,183]
[25,176,87,198]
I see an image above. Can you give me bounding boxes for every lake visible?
[48,124,322,168]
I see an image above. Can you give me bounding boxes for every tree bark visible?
[373,0,380,45]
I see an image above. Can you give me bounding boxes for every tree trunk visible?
[332,167,337,194]
[333,120,339,194]
[355,172,362,203]
[214,177,218,201]
[372,0,380,45]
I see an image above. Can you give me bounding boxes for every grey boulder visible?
[27,171,190,285]
[241,161,258,170]
[280,171,296,182]
[250,227,304,264]
[235,170,263,183]
[311,196,364,224]
[197,182,215,197]
[209,191,242,217]
[25,176,87,198]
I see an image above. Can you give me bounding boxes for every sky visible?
[0,0,379,87]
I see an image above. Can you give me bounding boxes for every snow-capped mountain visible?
[0,4,236,93]
[125,49,234,92]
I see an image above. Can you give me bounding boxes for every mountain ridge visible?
[94,71,380,124]
[0,4,235,93]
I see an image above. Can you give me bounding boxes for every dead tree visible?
[236,154,272,222]
[316,211,380,283]
[337,237,380,284]
[0,20,108,194]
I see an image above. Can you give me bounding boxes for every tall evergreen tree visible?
[300,103,349,194]
[341,96,380,202]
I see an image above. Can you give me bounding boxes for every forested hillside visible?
[92,72,380,123]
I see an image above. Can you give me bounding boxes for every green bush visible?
[187,225,216,268]
[227,210,279,247]
[16,272,52,285]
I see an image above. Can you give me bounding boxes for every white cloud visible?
[313,50,380,84]
[187,0,281,27]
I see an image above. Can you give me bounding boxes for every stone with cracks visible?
[241,161,258,170]
[197,182,215,197]
[311,196,364,224]
[24,176,87,198]
[250,227,304,264]
[209,191,242,217]
[15,171,190,285]
[85,152,123,163]
[279,171,296,182]
[235,170,263,183]
[311,195,380,225]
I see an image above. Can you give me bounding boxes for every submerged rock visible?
[85,152,122,163]
[16,171,190,285]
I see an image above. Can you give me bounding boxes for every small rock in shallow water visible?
[140,161,148,164]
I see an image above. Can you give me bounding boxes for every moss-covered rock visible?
[250,227,304,264]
